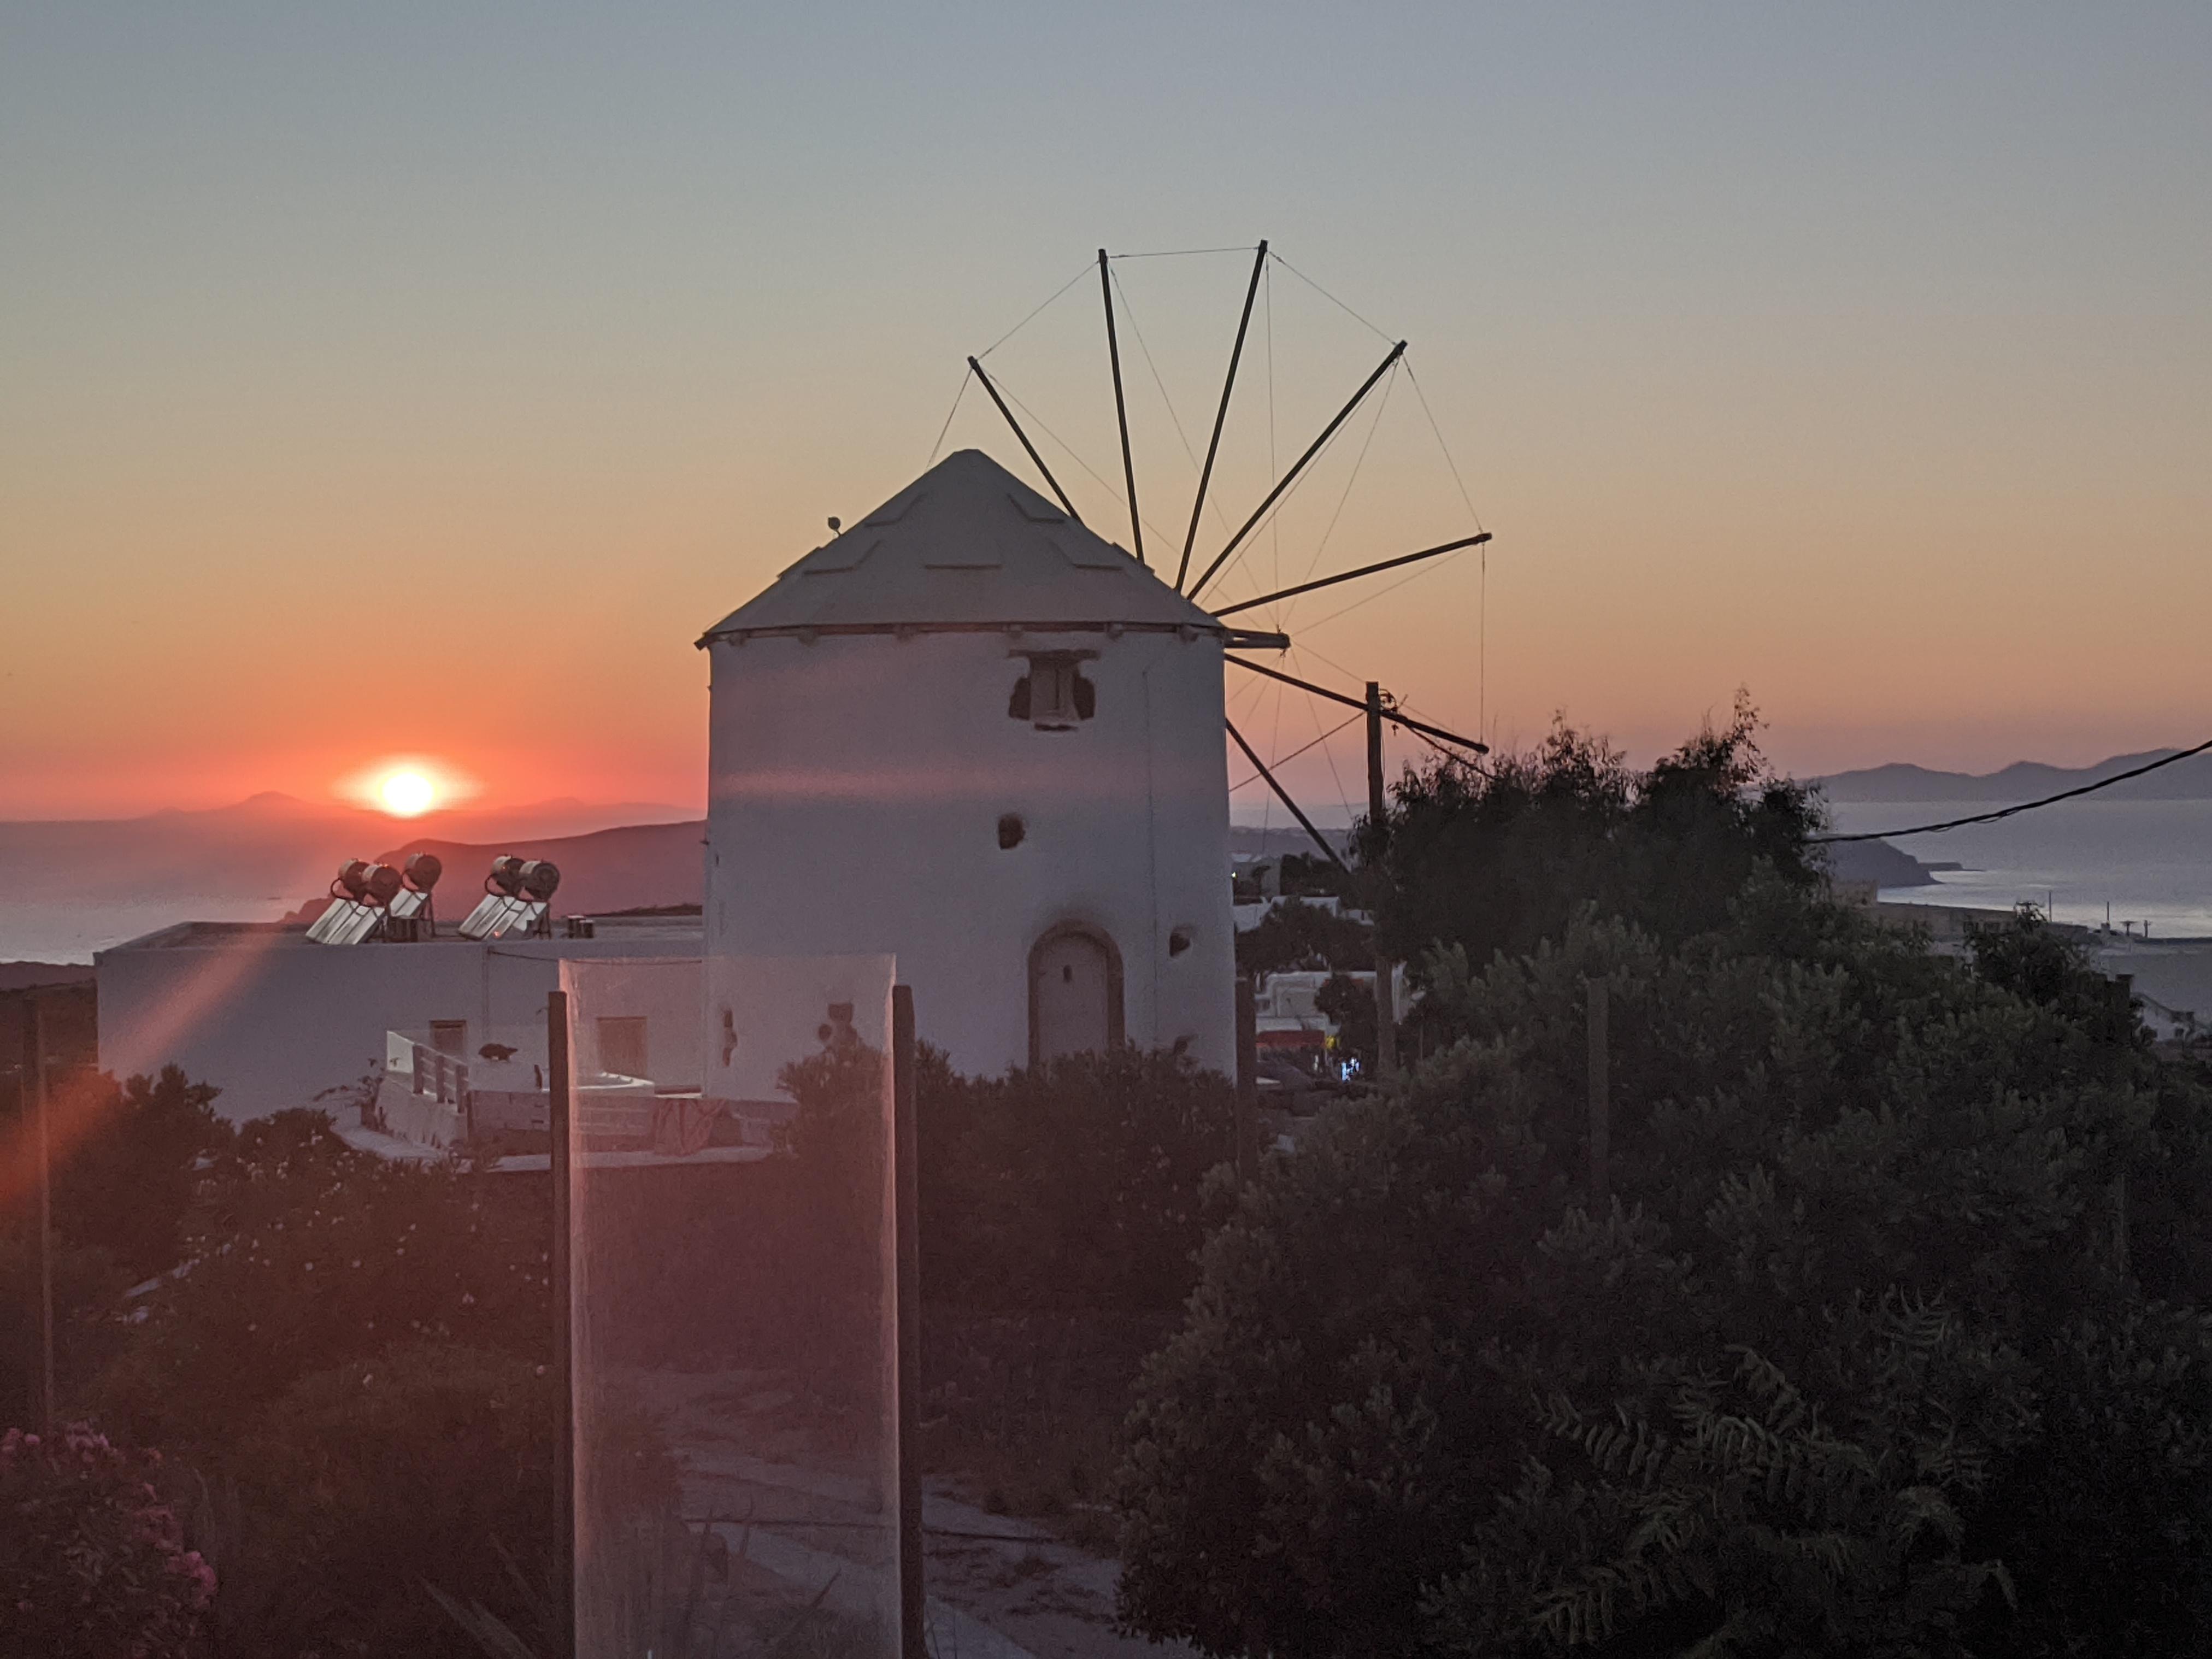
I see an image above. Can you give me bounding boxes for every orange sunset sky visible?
[5,6,2208,822]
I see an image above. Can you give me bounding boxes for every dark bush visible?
[0,1421,214,1659]
[89,1108,550,1451]
[1116,891,2212,1657]
[198,1340,673,1658]
[54,1066,227,1283]
[921,1046,1236,1311]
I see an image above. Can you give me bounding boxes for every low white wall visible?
[96,932,704,1123]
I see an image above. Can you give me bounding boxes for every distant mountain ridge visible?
[1817,748,2211,804]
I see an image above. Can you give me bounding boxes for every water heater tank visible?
[516,859,561,902]
[403,852,443,892]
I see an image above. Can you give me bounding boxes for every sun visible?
[376,768,438,817]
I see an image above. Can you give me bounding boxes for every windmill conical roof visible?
[699,449,1223,640]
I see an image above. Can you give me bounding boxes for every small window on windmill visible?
[1008,650,1097,731]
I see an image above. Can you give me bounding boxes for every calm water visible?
[0,898,290,966]
[1828,798,2212,938]
[6,800,2207,965]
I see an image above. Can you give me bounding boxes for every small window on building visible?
[597,1016,649,1080]
[1168,926,1192,957]
[1007,652,1096,730]
[998,813,1026,850]
[429,1020,468,1056]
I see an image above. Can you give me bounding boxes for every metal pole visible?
[892,985,926,1659]
[27,997,54,1434]
[1234,975,1258,1182]
[1189,338,1407,603]
[1587,978,1610,1205]
[968,356,1084,524]
[1099,251,1144,566]
[1176,239,1267,593]
[1224,656,1489,754]
[545,990,576,1659]
[1366,685,1397,1084]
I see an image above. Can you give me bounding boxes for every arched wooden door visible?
[1028,924,1124,1065]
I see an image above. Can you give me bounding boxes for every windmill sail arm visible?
[1226,656,1488,755]
[1210,532,1491,619]
[1226,719,1349,870]
[1188,338,1407,603]
[968,356,1084,524]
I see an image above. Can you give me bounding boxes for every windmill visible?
[950,242,1491,875]
[940,242,1495,1075]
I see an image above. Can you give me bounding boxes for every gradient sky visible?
[4,3,2207,821]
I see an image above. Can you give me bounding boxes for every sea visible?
[1,898,294,967]
[1827,798,2212,938]
[5,798,2208,967]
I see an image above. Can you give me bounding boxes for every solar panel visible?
[387,889,429,921]
[458,895,548,940]
[307,898,385,946]
[457,894,507,939]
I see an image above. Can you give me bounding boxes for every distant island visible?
[1817,747,2211,804]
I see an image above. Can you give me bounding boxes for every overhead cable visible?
[1811,738,2212,843]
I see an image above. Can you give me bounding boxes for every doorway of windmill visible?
[1029,924,1124,1065]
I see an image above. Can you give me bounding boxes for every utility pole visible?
[1234,975,1259,1180]
[1587,978,1610,1205]
[545,991,575,1659]
[1366,683,1397,1083]
[892,986,926,1659]
[26,996,55,1434]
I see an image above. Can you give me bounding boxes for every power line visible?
[1813,738,2212,843]
[925,363,973,468]
[978,262,1092,358]
[1228,711,1362,792]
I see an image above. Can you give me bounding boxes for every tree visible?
[1116,886,2212,1656]
[1367,695,1823,986]
[53,1066,227,1283]
[1234,898,1373,980]
[919,1046,1237,1311]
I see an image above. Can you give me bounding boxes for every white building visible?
[698,448,1239,1081]
[96,914,704,1123]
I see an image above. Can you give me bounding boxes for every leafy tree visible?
[921,1047,1236,1310]
[1367,695,1822,985]
[53,1066,227,1283]
[1235,898,1374,980]
[89,1108,551,1451]
[1116,889,2212,1656]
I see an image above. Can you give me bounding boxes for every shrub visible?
[54,1066,228,1283]
[1370,696,1822,983]
[201,1340,670,1659]
[89,1109,550,1451]
[0,1422,214,1659]
[1116,891,2212,1656]
[921,1046,1236,1311]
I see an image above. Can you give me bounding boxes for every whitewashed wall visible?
[96,932,703,1122]
[703,626,1236,1079]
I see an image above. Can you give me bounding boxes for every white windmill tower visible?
[698,449,1284,1081]
[699,243,1490,1090]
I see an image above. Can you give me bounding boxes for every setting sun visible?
[376,768,437,816]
